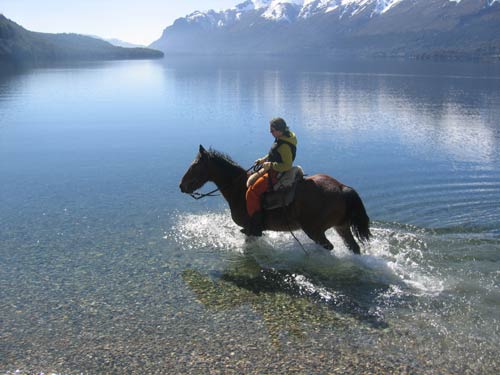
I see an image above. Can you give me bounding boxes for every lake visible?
[1,57,499,374]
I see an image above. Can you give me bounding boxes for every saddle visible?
[262,166,304,211]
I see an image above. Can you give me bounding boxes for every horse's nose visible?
[179,183,186,193]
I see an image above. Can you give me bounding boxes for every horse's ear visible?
[199,145,206,154]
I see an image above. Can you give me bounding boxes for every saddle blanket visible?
[263,166,304,210]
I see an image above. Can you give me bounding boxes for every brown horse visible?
[179,145,371,254]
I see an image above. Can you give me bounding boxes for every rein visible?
[189,164,258,200]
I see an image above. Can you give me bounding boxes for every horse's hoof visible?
[322,243,334,251]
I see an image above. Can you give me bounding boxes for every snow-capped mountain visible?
[163,0,499,26]
[150,0,500,59]
[174,0,406,28]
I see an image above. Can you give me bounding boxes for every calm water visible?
[1,58,499,374]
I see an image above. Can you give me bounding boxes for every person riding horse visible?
[180,143,371,253]
[243,117,297,236]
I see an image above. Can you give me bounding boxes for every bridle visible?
[189,164,259,200]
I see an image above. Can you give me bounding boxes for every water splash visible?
[169,210,444,298]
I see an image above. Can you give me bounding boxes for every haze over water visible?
[1,58,499,374]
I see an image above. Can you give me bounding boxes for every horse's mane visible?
[207,148,245,177]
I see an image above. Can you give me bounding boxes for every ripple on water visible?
[367,170,500,231]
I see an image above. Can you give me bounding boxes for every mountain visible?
[86,35,146,48]
[150,0,500,60]
[105,38,145,48]
[0,14,163,63]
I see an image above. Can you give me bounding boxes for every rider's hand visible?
[261,162,272,172]
[254,157,266,165]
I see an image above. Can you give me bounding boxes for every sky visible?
[0,0,238,46]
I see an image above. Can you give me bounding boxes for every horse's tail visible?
[343,187,371,243]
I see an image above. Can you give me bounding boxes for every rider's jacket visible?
[266,131,297,173]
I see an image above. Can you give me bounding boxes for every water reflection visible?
[160,58,500,166]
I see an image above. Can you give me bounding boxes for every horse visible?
[179,145,371,254]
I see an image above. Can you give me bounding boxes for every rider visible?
[243,117,297,236]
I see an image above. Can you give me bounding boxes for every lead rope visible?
[282,202,309,256]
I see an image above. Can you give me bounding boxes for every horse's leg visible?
[301,226,334,250]
[335,226,360,255]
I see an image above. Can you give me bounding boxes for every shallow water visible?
[0,58,499,374]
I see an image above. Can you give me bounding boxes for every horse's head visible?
[179,145,211,194]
